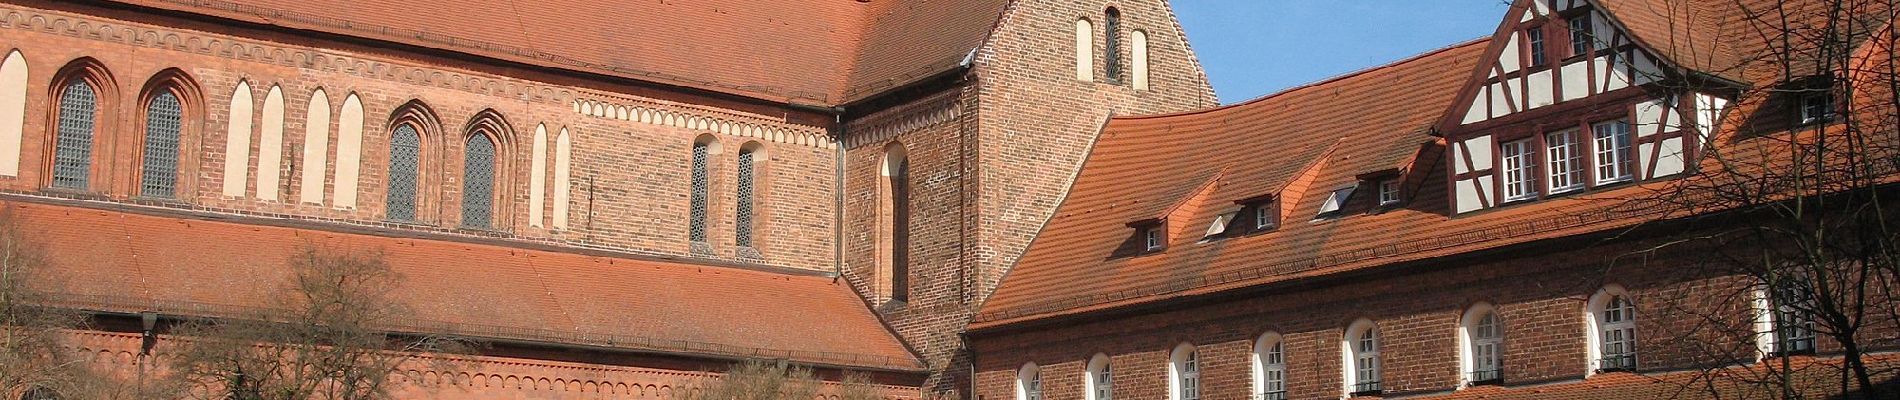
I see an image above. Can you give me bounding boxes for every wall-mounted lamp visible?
[139,311,158,355]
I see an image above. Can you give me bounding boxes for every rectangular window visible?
[1545,129,1584,193]
[1254,203,1276,230]
[1377,179,1401,205]
[1501,139,1538,201]
[1526,28,1547,66]
[1773,284,1818,354]
[1800,91,1834,124]
[1144,227,1163,251]
[1593,120,1633,184]
[1569,13,1594,57]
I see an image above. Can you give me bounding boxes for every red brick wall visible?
[967,237,1872,400]
[0,0,839,272]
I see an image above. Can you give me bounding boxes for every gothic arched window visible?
[386,124,421,221]
[52,80,96,189]
[140,91,183,198]
[462,134,497,228]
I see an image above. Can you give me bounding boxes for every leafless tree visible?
[0,210,88,398]
[162,246,461,400]
[1613,0,1900,398]
[683,359,886,400]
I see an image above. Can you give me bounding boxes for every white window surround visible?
[1253,332,1287,400]
[1086,353,1113,400]
[1501,139,1537,202]
[1593,120,1633,185]
[1754,281,1818,359]
[1017,362,1042,400]
[1144,227,1164,251]
[1255,203,1276,229]
[1799,90,1834,124]
[1584,285,1638,374]
[1459,303,1504,387]
[1341,319,1382,397]
[1545,129,1584,194]
[1170,343,1200,400]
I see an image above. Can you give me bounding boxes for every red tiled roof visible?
[98,0,1008,105]
[973,0,1900,329]
[14,201,921,371]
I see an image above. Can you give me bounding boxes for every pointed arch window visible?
[735,145,759,248]
[52,81,96,189]
[689,140,712,244]
[140,91,183,198]
[462,134,496,229]
[884,145,911,302]
[1104,8,1124,83]
[386,124,421,221]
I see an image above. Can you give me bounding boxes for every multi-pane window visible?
[1180,350,1201,400]
[386,124,421,221]
[1546,129,1584,193]
[53,81,96,189]
[1259,341,1286,400]
[1599,296,1638,371]
[735,148,757,248]
[461,135,496,229]
[1377,179,1401,205]
[1773,282,1817,354]
[1144,227,1163,251]
[1471,312,1503,383]
[1025,370,1042,400]
[1354,328,1383,394]
[1104,8,1123,83]
[1593,120,1633,184]
[1800,91,1835,124]
[1092,358,1113,400]
[1569,13,1594,57]
[1501,139,1537,201]
[141,92,183,198]
[688,142,711,243]
[1526,28,1547,66]
[1254,202,1276,230]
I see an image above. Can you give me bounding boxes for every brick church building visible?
[2,0,1896,399]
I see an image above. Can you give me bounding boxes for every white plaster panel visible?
[553,128,573,230]
[0,51,25,177]
[222,81,254,198]
[1635,98,1665,137]
[1489,82,1512,117]
[1463,94,1488,125]
[1561,61,1589,101]
[1074,19,1093,81]
[1633,52,1662,85]
[257,86,285,201]
[1528,70,1554,109]
[1653,137,1686,178]
[1456,179,1484,213]
[529,124,548,227]
[1499,34,1521,75]
[299,89,331,204]
[334,94,363,208]
[1463,135,1495,171]
[1132,30,1150,90]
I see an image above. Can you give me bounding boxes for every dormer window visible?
[1799,90,1834,125]
[1254,203,1277,230]
[1376,180,1401,206]
[1317,185,1355,217]
[1144,226,1164,251]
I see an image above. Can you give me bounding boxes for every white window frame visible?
[1500,139,1538,202]
[1017,362,1042,400]
[1755,281,1818,358]
[1144,227,1164,251]
[1253,333,1287,400]
[1342,319,1382,396]
[1585,285,1638,374]
[1318,185,1355,216]
[1545,129,1584,193]
[1255,202,1276,230]
[1593,120,1633,185]
[1377,179,1401,206]
[1799,90,1834,124]
[1459,303,1503,387]
[1087,353,1113,400]
[1170,343,1200,400]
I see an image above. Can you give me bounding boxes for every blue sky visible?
[1174,1,1513,104]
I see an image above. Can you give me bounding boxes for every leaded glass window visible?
[386,124,420,221]
[141,92,182,198]
[53,81,95,189]
[462,134,496,229]
[735,148,756,247]
[689,142,710,243]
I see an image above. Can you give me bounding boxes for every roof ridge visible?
[1110,37,1491,121]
